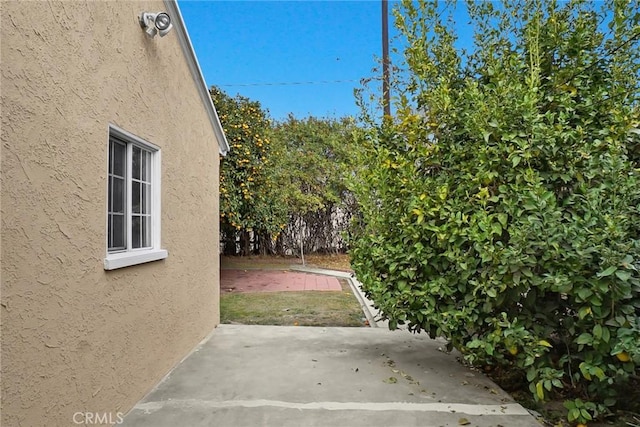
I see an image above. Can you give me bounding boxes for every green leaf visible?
[580,362,592,381]
[593,324,602,340]
[482,131,491,143]
[568,408,580,422]
[592,367,605,380]
[524,355,535,367]
[580,409,593,421]
[576,288,593,301]
[497,213,508,227]
[526,369,537,382]
[578,306,592,319]
[485,342,494,356]
[576,333,592,345]
[598,266,617,277]
[491,223,502,236]
[615,270,631,281]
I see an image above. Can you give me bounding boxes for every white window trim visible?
[104,125,168,270]
[104,249,168,270]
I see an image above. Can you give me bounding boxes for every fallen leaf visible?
[383,377,398,384]
[458,417,470,425]
[401,372,414,381]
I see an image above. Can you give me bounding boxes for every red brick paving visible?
[220,269,342,293]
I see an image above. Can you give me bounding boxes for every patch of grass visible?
[220,279,366,327]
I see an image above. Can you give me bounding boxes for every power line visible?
[218,79,362,87]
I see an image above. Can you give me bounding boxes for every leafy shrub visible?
[350,1,640,422]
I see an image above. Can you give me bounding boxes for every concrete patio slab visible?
[122,325,541,427]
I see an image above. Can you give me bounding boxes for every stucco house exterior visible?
[1,1,229,425]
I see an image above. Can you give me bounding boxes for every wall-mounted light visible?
[139,12,173,38]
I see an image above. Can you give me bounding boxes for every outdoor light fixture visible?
[139,12,173,38]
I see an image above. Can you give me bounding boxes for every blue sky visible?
[178,0,392,121]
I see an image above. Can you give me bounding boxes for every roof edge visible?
[164,0,229,156]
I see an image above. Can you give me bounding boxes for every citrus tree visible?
[350,0,640,422]
[211,87,287,255]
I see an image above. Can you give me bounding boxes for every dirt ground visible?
[221,253,352,272]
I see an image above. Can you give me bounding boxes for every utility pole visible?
[382,0,391,117]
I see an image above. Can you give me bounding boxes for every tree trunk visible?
[239,230,251,256]
[275,234,284,256]
[222,229,238,255]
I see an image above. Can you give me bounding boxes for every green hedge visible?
[350,1,640,423]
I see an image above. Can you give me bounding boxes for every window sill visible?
[104,249,168,270]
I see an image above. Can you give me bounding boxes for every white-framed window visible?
[104,125,167,270]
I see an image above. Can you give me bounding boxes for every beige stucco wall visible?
[1,1,221,425]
